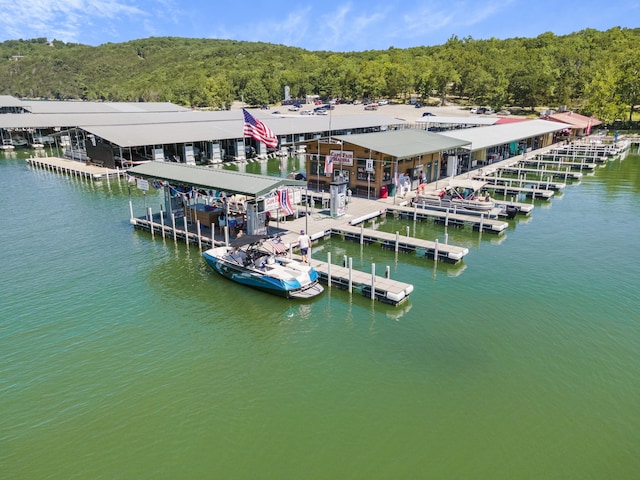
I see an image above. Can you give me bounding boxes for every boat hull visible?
[203,248,324,299]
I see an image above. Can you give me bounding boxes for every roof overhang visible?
[129,162,307,198]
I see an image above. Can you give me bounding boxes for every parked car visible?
[300,109,313,115]
[469,107,478,114]
[288,105,300,111]
[260,104,270,110]
[377,99,389,105]
[422,112,435,117]
[316,109,328,115]
[414,102,424,108]
[364,103,378,111]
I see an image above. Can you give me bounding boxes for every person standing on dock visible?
[298,229,310,264]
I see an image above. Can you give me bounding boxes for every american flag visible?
[277,188,294,216]
[268,238,288,254]
[242,109,278,148]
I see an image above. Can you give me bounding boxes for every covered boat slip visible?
[128,161,308,237]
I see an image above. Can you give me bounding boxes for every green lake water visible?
[1,148,639,479]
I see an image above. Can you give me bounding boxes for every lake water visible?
[2,147,639,479]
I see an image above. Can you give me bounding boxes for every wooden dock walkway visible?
[330,224,469,262]
[519,157,597,171]
[497,165,583,180]
[26,156,124,180]
[470,175,557,199]
[312,258,414,305]
[386,203,509,233]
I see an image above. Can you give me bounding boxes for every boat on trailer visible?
[413,179,496,212]
[202,235,324,299]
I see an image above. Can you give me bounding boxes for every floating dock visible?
[329,224,469,262]
[312,259,414,306]
[519,157,597,171]
[26,156,124,180]
[131,213,416,306]
[386,203,509,233]
[497,165,583,181]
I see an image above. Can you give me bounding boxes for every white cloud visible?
[400,0,513,39]
[0,0,147,43]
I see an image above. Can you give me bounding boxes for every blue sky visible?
[0,0,637,51]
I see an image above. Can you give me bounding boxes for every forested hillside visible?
[0,28,638,123]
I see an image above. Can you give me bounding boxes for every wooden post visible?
[327,252,332,288]
[348,257,353,293]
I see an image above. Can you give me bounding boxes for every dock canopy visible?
[128,162,307,197]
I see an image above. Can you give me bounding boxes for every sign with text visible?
[136,178,149,191]
[329,150,354,167]
[366,158,374,172]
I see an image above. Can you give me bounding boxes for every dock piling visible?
[370,263,376,300]
[148,208,154,238]
[183,217,189,245]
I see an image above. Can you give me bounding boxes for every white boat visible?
[0,139,15,150]
[203,235,324,299]
[413,179,496,212]
[11,135,28,147]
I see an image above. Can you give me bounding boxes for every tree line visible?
[0,28,638,124]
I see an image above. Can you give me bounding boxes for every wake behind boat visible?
[202,235,324,299]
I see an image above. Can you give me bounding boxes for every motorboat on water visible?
[202,235,324,299]
[413,179,496,212]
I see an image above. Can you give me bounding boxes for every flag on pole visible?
[242,108,278,148]
[324,154,334,176]
[277,188,294,216]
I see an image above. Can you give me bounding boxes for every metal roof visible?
[546,112,602,129]
[128,162,307,197]
[0,96,188,114]
[0,105,406,147]
[416,116,499,126]
[438,119,571,151]
[331,129,471,159]
[82,112,406,147]
[0,95,25,107]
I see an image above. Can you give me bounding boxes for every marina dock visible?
[26,156,124,180]
[518,157,597,171]
[386,203,509,233]
[497,165,583,180]
[130,213,417,305]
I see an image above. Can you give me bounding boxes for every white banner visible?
[136,178,149,191]
[329,150,353,167]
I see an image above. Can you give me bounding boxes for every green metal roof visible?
[128,162,307,197]
[332,129,471,158]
